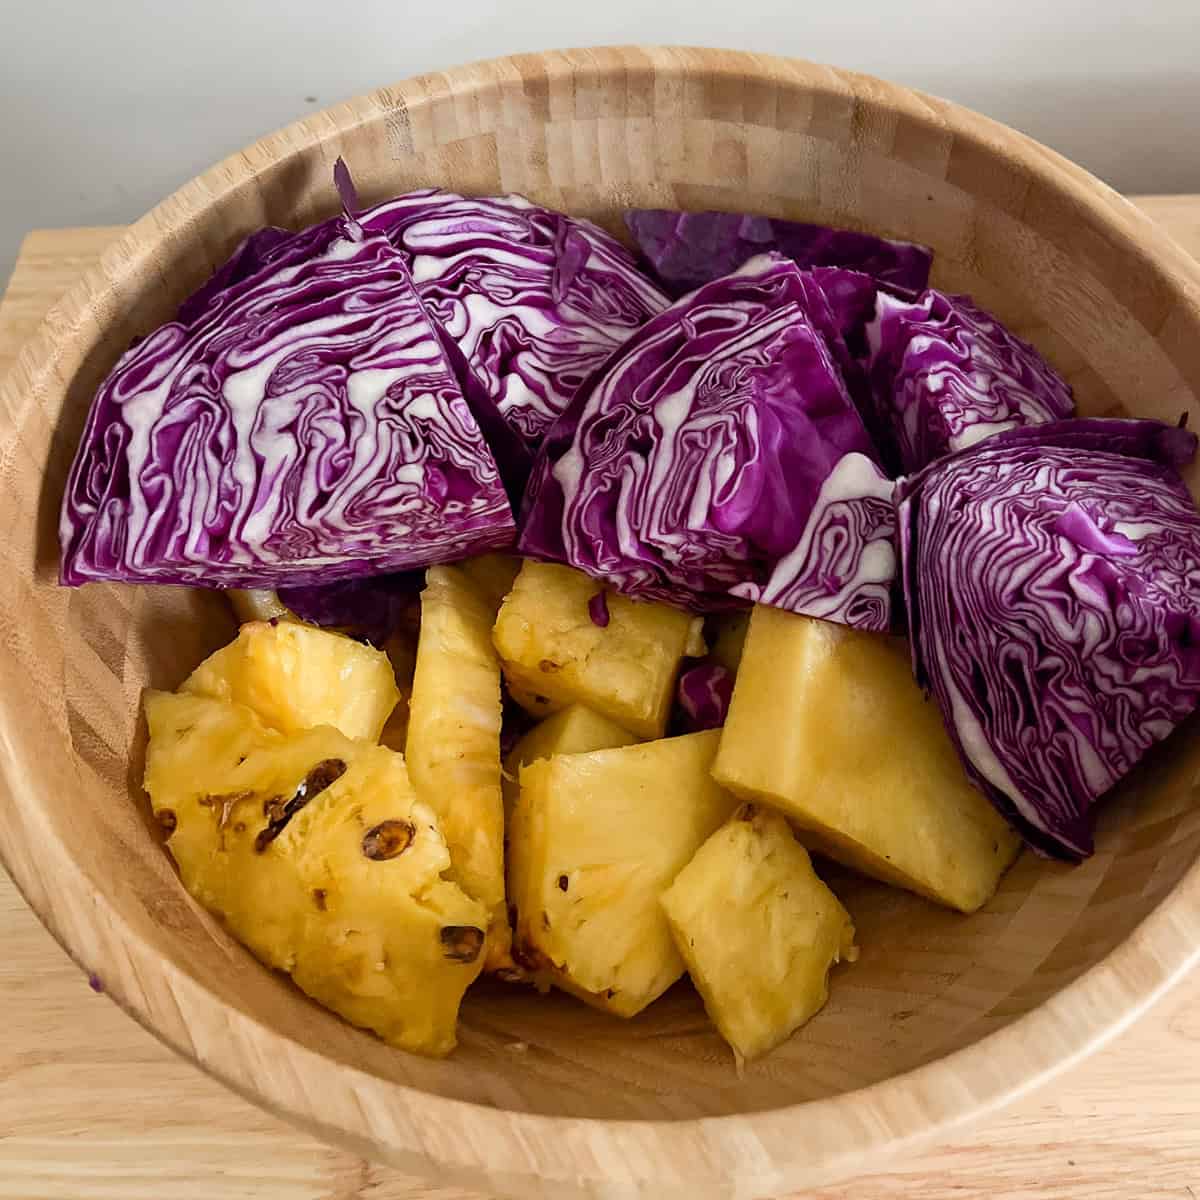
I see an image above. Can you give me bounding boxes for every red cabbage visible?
[624,209,932,299]
[60,213,515,588]
[897,418,1200,860]
[359,190,670,447]
[176,226,299,326]
[587,589,610,628]
[676,663,733,731]
[519,254,897,629]
[333,155,361,216]
[867,290,1075,474]
[277,571,423,645]
[808,266,894,356]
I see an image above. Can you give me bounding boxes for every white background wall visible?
[2,1,1198,283]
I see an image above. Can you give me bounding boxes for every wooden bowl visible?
[3,47,1200,1200]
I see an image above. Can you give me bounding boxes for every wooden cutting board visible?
[2,201,1199,1200]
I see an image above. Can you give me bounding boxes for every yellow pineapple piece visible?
[406,565,509,968]
[503,705,639,912]
[458,552,521,616]
[503,704,638,816]
[510,730,737,1016]
[712,607,1021,913]
[227,589,295,625]
[279,749,488,1054]
[143,690,485,1055]
[709,611,750,676]
[661,803,857,1062]
[493,561,704,738]
[182,620,399,743]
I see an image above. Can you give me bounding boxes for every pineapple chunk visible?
[510,730,737,1016]
[493,561,703,738]
[406,565,509,968]
[661,803,857,1062]
[182,620,399,743]
[712,607,1021,913]
[503,705,639,911]
[143,690,485,1056]
[458,552,521,617]
[709,611,750,676]
[227,589,294,625]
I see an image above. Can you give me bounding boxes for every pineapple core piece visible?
[661,803,857,1062]
[709,611,750,676]
[143,690,486,1057]
[503,705,639,913]
[182,620,399,743]
[712,606,1021,914]
[227,589,294,625]
[510,729,737,1016]
[492,561,704,738]
[458,552,521,617]
[406,565,509,969]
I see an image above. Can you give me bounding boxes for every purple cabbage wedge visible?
[867,290,1075,474]
[278,571,423,646]
[359,190,670,447]
[176,225,299,326]
[897,417,1200,860]
[625,209,932,299]
[520,254,897,629]
[60,205,515,589]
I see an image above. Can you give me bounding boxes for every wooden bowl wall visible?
[2,47,1200,1200]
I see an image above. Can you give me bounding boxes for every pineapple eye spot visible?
[312,888,328,911]
[361,819,416,860]
[255,758,348,852]
[156,809,177,835]
[440,925,485,964]
[556,874,569,892]
[538,659,561,673]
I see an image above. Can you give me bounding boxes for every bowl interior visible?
[4,45,1200,1151]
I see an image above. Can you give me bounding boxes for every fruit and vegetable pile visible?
[59,165,1200,1062]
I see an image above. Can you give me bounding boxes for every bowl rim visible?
[4,44,1200,1199]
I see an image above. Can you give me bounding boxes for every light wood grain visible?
[3,201,1200,1200]
[4,50,1200,1200]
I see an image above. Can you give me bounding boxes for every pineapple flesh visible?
[709,611,750,676]
[143,690,486,1056]
[458,552,521,617]
[661,803,857,1062]
[182,620,399,743]
[406,565,509,969]
[227,589,295,625]
[510,729,738,1016]
[503,705,639,918]
[492,561,704,738]
[712,606,1021,914]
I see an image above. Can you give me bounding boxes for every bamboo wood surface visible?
[1,205,1198,1200]
[5,51,1200,1200]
